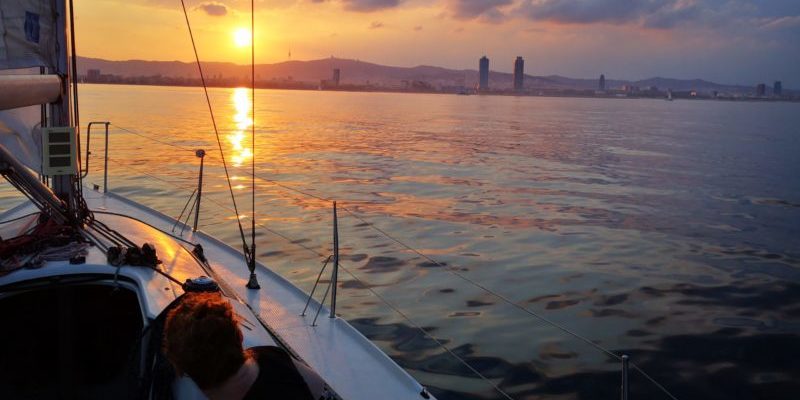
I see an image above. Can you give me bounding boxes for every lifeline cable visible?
[178,0,251,263]
[110,124,197,153]
[246,0,259,288]
[102,153,682,399]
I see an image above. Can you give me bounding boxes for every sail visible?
[0,0,59,71]
[0,1,64,172]
[0,103,42,172]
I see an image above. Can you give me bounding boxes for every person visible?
[163,292,333,400]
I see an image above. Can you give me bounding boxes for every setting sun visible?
[233,28,251,48]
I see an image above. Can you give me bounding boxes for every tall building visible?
[774,81,782,96]
[513,56,524,91]
[599,74,606,91]
[333,68,340,86]
[479,56,489,91]
[756,83,766,96]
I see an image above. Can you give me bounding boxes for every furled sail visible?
[0,0,59,70]
[0,0,63,172]
[0,102,43,172]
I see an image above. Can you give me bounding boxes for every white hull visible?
[0,187,434,399]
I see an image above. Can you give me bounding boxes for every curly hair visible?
[163,292,245,389]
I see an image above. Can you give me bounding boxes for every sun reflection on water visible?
[229,88,253,167]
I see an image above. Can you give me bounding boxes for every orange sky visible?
[73,0,800,84]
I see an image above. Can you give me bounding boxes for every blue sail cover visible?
[0,0,64,172]
[0,0,59,70]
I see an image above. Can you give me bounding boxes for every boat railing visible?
[82,121,110,192]
[76,122,679,400]
[300,201,341,325]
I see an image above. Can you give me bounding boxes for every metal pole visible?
[83,121,110,178]
[621,354,630,400]
[193,149,205,232]
[82,123,93,178]
[330,201,339,318]
[103,122,109,193]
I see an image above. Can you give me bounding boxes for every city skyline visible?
[72,0,799,85]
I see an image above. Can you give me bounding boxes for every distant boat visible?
[666,89,674,101]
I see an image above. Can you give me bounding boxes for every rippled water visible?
[2,84,799,399]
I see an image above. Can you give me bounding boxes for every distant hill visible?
[76,56,764,94]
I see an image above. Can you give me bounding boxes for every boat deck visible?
[0,187,432,400]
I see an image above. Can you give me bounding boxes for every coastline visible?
[77,81,800,103]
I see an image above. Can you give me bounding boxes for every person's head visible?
[163,292,245,389]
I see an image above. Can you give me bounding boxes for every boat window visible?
[0,283,144,399]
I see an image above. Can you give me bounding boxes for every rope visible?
[110,124,197,153]
[631,364,680,400]
[339,206,683,400]
[106,158,197,192]
[102,156,682,400]
[92,210,198,247]
[337,262,516,399]
[248,0,257,276]
[252,172,332,203]
[340,206,622,361]
[178,0,250,261]
[0,212,40,225]
[105,158,320,256]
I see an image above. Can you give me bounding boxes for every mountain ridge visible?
[76,56,771,93]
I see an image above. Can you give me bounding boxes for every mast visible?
[50,0,71,195]
[0,0,81,224]
[50,0,84,222]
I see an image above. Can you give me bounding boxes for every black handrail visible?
[82,121,110,193]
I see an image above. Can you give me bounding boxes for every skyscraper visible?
[479,56,489,91]
[756,83,766,96]
[333,68,340,86]
[513,56,524,91]
[599,74,606,91]
[774,81,782,96]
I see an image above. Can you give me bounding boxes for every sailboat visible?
[0,1,434,399]
[666,89,674,101]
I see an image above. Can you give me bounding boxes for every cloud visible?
[515,0,800,31]
[342,0,401,12]
[196,1,228,16]
[760,15,800,30]
[369,21,385,29]
[642,1,701,29]
[517,0,663,25]
[448,0,513,21]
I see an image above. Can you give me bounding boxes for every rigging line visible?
[631,363,680,400]
[0,212,41,225]
[185,195,512,399]
[178,0,250,259]
[106,158,198,192]
[99,159,512,400]
[95,161,508,399]
[340,209,683,400]
[250,0,257,266]
[109,124,197,153]
[105,158,313,254]
[250,172,332,203]
[336,263,515,400]
[339,205,624,362]
[91,211,198,247]
[98,159,673,399]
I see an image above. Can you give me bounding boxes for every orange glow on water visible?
[229,88,253,167]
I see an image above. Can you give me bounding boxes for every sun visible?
[233,28,251,48]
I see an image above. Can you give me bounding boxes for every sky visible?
[74,0,800,85]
